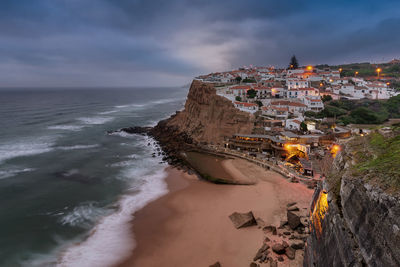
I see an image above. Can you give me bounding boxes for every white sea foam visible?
[56,144,100,151]
[77,117,114,125]
[48,125,86,131]
[59,202,108,228]
[98,110,118,115]
[0,168,35,179]
[108,131,137,138]
[57,166,168,267]
[0,138,55,164]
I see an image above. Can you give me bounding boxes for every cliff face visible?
[152,80,254,145]
[304,142,400,267]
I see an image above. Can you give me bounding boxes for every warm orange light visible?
[306,66,313,71]
[355,71,359,76]
[387,82,390,85]
[333,145,340,151]
[376,68,382,77]
[329,79,333,82]
[339,68,342,72]
[319,83,323,87]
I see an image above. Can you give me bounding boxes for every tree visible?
[235,76,242,83]
[300,121,308,132]
[289,55,299,69]
[322,95,333,102]
[235,96,242,101]
[247,89,257,99]
[255,100,263,107]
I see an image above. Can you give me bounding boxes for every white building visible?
[234,101,258,113]
[287,79,309,89]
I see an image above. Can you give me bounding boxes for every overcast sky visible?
[1,0,400,87]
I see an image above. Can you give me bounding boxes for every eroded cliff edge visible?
[304,131,400,267]
[148,80,255,157]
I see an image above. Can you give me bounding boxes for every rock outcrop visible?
[304,141,400,267]
[150,80,254,146]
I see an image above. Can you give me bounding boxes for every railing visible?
[205,145,316,185]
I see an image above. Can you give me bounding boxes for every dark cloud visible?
[0,0,399,87]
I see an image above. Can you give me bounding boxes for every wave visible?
[59,202,109,229]
[0,138,55,164]
[56,144,100,151]
[57,167,168,267]
[113,97,185,110]
[77,117,114,125]
[48,125,86,131]
[0,168,35,179]
[98,110,118,115]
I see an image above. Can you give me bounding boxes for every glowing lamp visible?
[306,66,313,71]
[339,68,342,72]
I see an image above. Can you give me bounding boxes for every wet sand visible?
[118,157,313,267]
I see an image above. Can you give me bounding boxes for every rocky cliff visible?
[151,80,254,145]
[304,135,400,267]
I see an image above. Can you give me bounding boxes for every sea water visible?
[0,87,188,266]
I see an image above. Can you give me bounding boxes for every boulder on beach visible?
[287,211,301,230]
[290,239,305,249]
[285,247,296,260]
[253,243,270,261]
[229,211,257,229]
[287,205,299,211]
[272,243,285,254]
[286,202,297,207]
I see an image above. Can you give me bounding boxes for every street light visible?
[339,68,342,72]
[355,71,359,77]
[306,65,313,71]
[376,68,382,77]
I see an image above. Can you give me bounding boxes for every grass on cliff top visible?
[352,130,400,191]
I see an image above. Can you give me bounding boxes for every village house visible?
[286,79,309,89]
[234,101,258,113]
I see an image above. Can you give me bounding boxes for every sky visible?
[1,0,400,87]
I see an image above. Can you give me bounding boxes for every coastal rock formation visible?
[150,80,254,146]
[304,141,400,267]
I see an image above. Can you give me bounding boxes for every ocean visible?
[0,87,188,266]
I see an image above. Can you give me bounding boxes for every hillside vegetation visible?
[305,95,400,125]
[350,129,400,191]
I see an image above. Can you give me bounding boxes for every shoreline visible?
[117,156,313,267]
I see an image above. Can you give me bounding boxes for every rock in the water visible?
[287,211,301,230]
[229,211,257,229]
[250,262,259,267]
[287,206,299,211]
[290,239,305,249]
[209,262,221,267]
[272,243,285,254]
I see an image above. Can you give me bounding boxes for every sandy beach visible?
[118,157,313,267]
